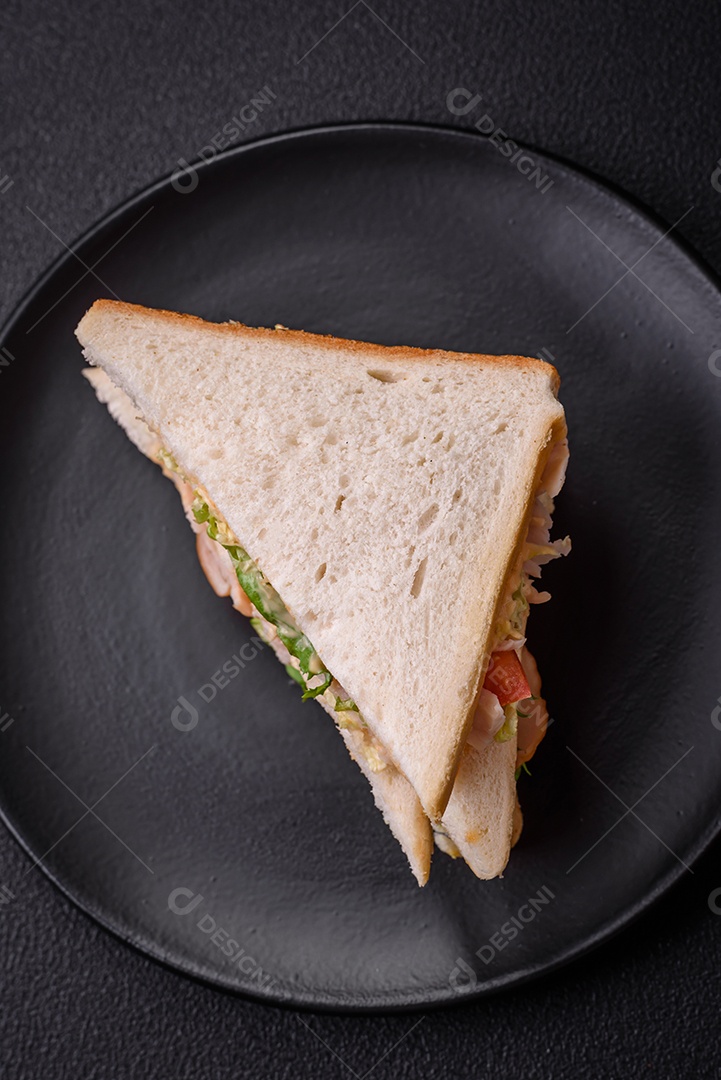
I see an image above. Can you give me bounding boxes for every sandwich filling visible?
[462,437,569,753]
[481,437,570,753]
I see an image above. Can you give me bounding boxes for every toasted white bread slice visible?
[77,300,565,822]
[85,366,526,881]
[83,349,561,883]
[85,366,524,881]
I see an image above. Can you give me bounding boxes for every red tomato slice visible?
[483,650,531,706]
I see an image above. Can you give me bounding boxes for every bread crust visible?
[80,299,561,390]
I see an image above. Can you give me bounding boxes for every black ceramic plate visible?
[1,124,720,1012]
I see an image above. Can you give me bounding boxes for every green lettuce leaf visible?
[285,663,305,686]
[193,495,337,705]
[334,697,359,712]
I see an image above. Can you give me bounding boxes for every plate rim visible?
[2,120,720,1013]
[4,119,721,345]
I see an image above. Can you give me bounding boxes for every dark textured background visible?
[2,1,721,1076]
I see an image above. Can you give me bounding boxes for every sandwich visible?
[76,300,570,885]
